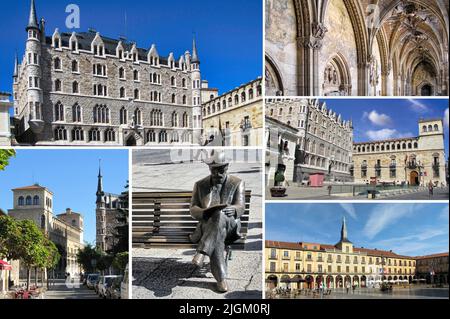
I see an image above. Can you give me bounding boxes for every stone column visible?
[297,23,327,96]
[357,61,370,96]
[381,69,391,96]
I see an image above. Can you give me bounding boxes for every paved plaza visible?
[266,185,449,201]
[132,149,263,299]
[44,280,100,299]
[268,287,449,299]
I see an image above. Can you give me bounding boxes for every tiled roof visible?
[12,184,48,191]
[266,240,415,259]
[415,252,449,260]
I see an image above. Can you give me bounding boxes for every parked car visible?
[86,274,100,289]
[98,275,122,298]
[121,264,129,299]
[105,277,122,299]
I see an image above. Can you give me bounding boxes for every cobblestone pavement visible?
[132,248,262,299]
[131,150,263,299]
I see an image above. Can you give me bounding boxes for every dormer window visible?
[118,50,123,59]
[71,40,77,51]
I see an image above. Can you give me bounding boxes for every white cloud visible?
[373,228,447,247]
[409,99,430,113]
[366,129,413,141]
[363,204,424,239]
[339,203,357,219]
[363,110,393,126]
[444,108,449,128]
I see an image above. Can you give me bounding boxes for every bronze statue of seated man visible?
[189,150,245,293]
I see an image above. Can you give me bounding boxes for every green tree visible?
[15,220,47,289]
[97,253,114,275]
[112,252,129,274]
[76,244,102,274]
[0,215,22,260]
[0,149,15,171]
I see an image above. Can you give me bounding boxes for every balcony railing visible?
[269,255,277,260]
[317,258,324,262]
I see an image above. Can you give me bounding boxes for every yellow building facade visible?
[266,218,417,290]
[202,78,263,147]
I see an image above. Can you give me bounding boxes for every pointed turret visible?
[13,54,19,78]
[191,36,200,64]
[26,0,39,31]
[96,162,105,204]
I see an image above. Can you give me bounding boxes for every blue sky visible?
[0,149,129,245]
[321,99,449,156]
[266,203,449,257]
[0,0,262,94]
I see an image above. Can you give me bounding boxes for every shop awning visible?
[0,260,12,271]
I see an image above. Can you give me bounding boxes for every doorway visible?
[126,135,137,147]
[421,84,433,96]
[410,171,419,186]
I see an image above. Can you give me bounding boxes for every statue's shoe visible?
[217,280,228,293]
[192,253,205,267]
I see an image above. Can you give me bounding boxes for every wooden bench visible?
[132,191,252,250]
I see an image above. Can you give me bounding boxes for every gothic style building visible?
[13,0,203,146]
[96,166,127,253]
[352,118,446,186]
[0,92,12,146]
[266,98,354,184]
[8,184,84,279]
[266,217,421,291]
[265,0,449,96]
[201,78,263,146]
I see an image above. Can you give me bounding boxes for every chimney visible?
[66,208,72,214]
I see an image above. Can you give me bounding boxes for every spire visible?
[13,54,18,78]
[26,0,39,31]
[96,160,105,203]
[340,216,349,242]
[191,35,200,64]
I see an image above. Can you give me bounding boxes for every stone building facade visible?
[266,218,418,290]
[415,253,449,284]
[0,92,12,146]
[265,0,449,96]
[13,0,204,146]
[96,166,126,253]
[266,98,353,183]
[201,78,263,146]
[7,184,84,278]
[352,119,446,186]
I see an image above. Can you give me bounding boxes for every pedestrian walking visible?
[346,281,350,294]
[428,181,434,198]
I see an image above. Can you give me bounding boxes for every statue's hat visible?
[204,150,230,168]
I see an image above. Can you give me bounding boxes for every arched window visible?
[133,70,139,81]
[89,128,101,142]
[54,57,61,70]
[234,95,239,105]
[54,102,64,121]
[249,89,254,100]
[182,95,187,105]
[25,196,32,205]
[147,130,156,142]
[159,130,168,143]
[72,81,79,94]
[33,196,39,206]
[120,107,127,125]
[119,67,125,79]
[72,126,84,141]
[72,103,82,122]
[228,97,232,106]
[171,76,176,86]
[422,125,427,132]
[120,87,126,98]
[182,112,188,128]
[172,112,179,127]
[241,92,246,103]
[18,196,24,206]
[222,100,227,110]
[104,128,116,142]
[182,78,186,88]
[434,124,439,131]
[134,89,140,100]
[134,108,142,126]
[171,94,176,104]
[54,79,62,92]
[54,126,67,140]
[414,142,418,149]
[93,105,110,124]
[428,125,432,131]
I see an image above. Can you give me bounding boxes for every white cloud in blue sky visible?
[366,128,413,141]
[408,99,430,113]
[363,110,393,126]
[445,108,449,128]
